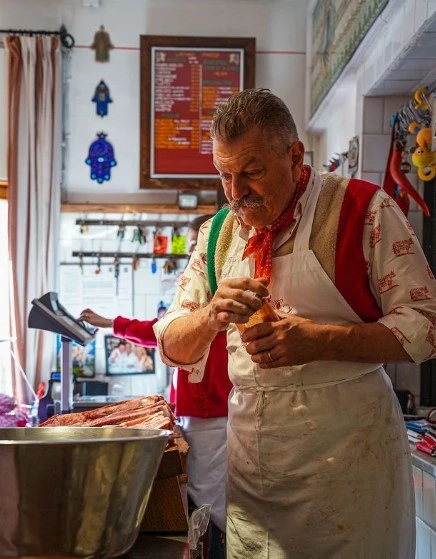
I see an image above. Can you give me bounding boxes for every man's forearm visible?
[162,309,220,365]
[318,322,412,363]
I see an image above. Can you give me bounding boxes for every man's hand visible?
[207,277,270,332]
[79,308,112,329]
[159,277,270,366]
[241,312,321,368]
[241,311,412,367]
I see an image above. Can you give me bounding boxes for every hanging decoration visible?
[163,258,178,274]
[410,127,436,182]
[90,25,114,62]
[92,80,113,117]
[131,225,147,245]
[85,132,117,184]
[171,228,187,255]
[153,229,168,254]
[116,223,126,241]
[384,82,435,217]
[132,255,140,272]
[151,258,157,274]
[323,152,348,173]
[384,115,429,218]
[347,137,359,177]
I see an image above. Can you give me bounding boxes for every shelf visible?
[70,251,189,260]
[61,203,217,214]
[76,219,191,227]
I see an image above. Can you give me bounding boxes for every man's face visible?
[213,127,304,229]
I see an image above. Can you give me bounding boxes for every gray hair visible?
[210,88,299,156]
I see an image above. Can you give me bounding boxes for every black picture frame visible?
[104,335,155,376]
[140,34,256,190]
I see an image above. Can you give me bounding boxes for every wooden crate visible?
[141,439,189,532]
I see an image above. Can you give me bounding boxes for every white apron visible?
[177,415,227,532]
[223,172,415,558]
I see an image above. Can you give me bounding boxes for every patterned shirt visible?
[154,171,436,380]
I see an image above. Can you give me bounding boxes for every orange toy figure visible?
[410,127,436,182]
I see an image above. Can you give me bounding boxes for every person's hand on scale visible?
[79,308,111,329]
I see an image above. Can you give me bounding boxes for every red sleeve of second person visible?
[112,316,158,347]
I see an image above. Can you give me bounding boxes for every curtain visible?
[5,36,62,404]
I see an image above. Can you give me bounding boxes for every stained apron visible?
[222,171,415,558]
[177,415,227,533]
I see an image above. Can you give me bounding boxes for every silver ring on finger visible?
[267,350,273,362]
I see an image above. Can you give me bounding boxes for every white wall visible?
[311,76,357,174]
[0,0,309,391]
[0,0,308,203]
[306,0,436,172]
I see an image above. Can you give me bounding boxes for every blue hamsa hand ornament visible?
[85,132,117,184]
[92,80,112,117]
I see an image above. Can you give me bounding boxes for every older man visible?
[154,88,436,558]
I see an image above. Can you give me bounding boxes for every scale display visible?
[28,292,97,414]
[28,292,95,345]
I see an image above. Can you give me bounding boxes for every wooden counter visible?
[122,533,189,559]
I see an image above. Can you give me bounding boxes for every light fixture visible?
[177,192,198,210]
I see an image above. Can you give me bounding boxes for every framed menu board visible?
[140,35,255,190]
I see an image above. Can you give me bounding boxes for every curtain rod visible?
[0,24,74,48]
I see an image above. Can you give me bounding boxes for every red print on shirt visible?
[364,211,376,226]
[405,221,416,236]
[181,299,201,312]
[191,258,207,279]
[410,286,432,302]
[418,309,436,327]
[370,225,381,248]
[392,238,415,257]
[178,275,191,291]
[391,327,411,345]
[379,271,399,294]
[380,197,396,209]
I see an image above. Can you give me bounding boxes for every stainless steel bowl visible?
[0,426,172,558]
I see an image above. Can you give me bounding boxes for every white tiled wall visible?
[356,0,436,100]
[414,465,436,559]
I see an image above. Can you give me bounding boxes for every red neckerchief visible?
[242,165,311,284]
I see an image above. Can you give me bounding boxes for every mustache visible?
[226,195,266,212]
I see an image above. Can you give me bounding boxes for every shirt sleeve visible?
[364,189,436,363]
[113,316,158,347]
[153,220,214,382]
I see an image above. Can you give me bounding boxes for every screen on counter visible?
[28,292,96,345]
